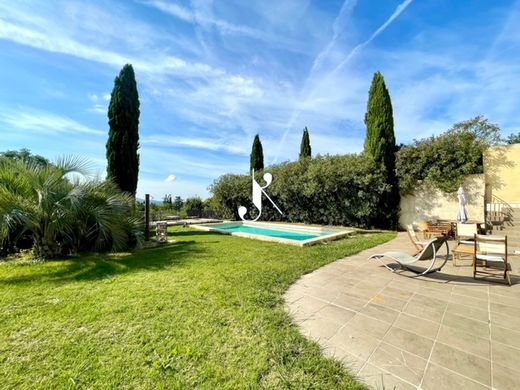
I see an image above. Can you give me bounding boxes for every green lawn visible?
[0,227,395,389]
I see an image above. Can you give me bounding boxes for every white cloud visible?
[0,106,104,136]
[0,20,130,69]
[142,135,249,156]
[310,0,358,76]
[0,12,224,80]
[143,0,284,44]
[165,174,176,182]
[87,93,110,114]
[87,104,107,115]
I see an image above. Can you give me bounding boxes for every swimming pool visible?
[192,222,352,246]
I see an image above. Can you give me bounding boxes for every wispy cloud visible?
[87,105,107,114]
[309,0,358,76]
[0,106,104,136]
[331,0,414,75]
[144,0,263,38]
[0,0,230,83]
[139,146,248,180]
[141,0,303,50]
[142,135,249,156]
[87,93,110,114]
[272,0,414,163]
[0,18,225,79]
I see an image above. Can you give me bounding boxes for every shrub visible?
[0,148,49,167]
[505,132,520,144]
[184,196,204,217]
[396,116,501,194]
[172,196,184,211]
[209,155,392,229]
[209,174,251,220]
[0,157,142,259]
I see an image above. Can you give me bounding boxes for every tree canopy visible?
[106,64,140,196]
[0,148,49,167]
[299,127,312,160]
[505,132,520,144]
[363,71,399,228]
[364,71,396,171]
[396,116,501,194]
[250,134,264,172]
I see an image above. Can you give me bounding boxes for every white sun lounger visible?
[368,236,449,276]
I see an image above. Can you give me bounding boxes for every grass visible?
[0,227,396,389]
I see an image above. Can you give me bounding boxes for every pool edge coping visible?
[191,221,354,247]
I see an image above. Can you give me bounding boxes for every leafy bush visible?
[0,157,142,259]
[505,132,520,144]
[172,196,184,211]
[396,116,500,194]
[209,155,394,229]
[210,174,250,220]
[184,196,204,217]
[0,148,49,167]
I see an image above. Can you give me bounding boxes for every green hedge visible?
[209,154,396,229]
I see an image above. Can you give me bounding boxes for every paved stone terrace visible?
[285,233,520,390]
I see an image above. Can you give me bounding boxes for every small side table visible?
[452,244,474,266]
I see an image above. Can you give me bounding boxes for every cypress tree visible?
[299,127,312,160]
[363,71,399,228]
[364,71,395,168]
[106,64,140,196]
[250,134,264,172]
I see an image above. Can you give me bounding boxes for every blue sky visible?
[1,0,519,200]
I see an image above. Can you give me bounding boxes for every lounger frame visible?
[369,237,449,276]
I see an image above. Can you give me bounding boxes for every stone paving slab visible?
[285,232,520,389]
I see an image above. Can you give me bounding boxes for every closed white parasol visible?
[456,186,468,223]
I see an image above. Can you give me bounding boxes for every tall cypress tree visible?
[106,64,140,196]
[299,127,312,160]
[250,134,264,172]
[364,71,399,228]
[364,71,395,168]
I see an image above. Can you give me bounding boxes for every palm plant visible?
[0,157,142,259]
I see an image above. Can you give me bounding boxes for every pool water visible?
[213,224,329,241]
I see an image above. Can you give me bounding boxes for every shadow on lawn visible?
[0,240,207,285]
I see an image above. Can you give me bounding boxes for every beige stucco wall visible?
[485,143,520,204]
[399,174,485,228]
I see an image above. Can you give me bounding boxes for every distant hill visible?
[136,197,163,205]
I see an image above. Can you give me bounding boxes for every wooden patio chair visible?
[473,234,510,285]
[456,223,478,244]
[406,224,430,255]
[427,221,452,237]
[452,223,478,266]
[416,221,431,239]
